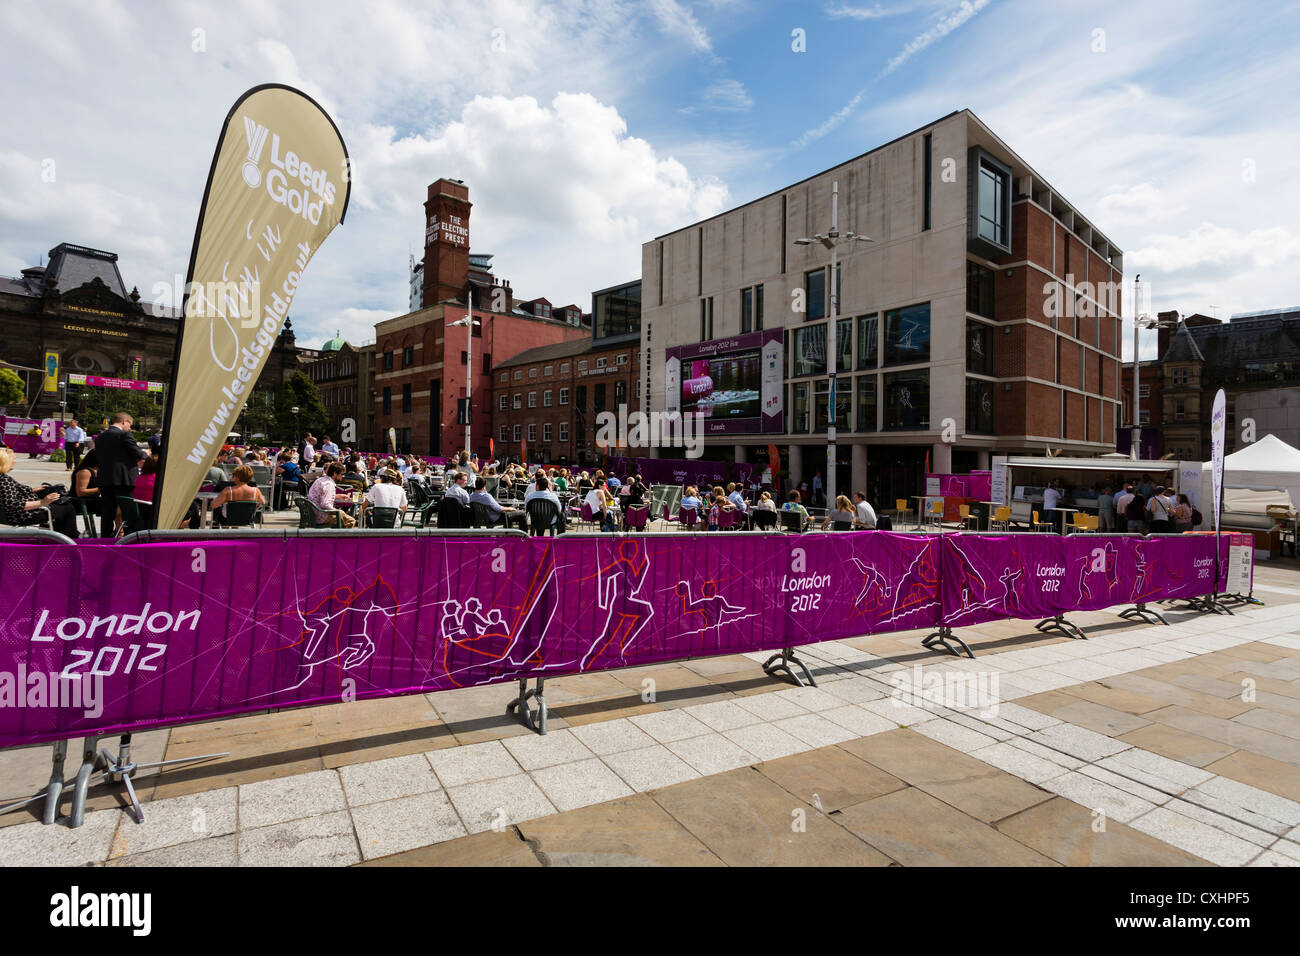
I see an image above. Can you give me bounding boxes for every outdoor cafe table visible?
[1053,506,1079,535]
[195,491,218,529]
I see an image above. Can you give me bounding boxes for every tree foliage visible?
[0,368,25,407]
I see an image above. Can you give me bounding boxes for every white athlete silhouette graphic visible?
[673,580,757,635]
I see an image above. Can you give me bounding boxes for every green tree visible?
[76,387,163,436]
[0,368,25,407]
[274,372,327,444]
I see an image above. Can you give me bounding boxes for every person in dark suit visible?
[94,412,148,536]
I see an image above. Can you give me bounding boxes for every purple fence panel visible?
[941,534,1067,626]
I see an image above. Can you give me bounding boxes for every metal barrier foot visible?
[1119,603,1169,626]
[1036,615,1086,640]
[922,626,975,659]
[42,739,68,824]
[762,647,818,687]
[506,677,548,734]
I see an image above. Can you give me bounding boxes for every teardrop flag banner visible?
[154,84,350,531]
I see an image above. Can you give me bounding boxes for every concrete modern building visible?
[640,109,1125,507]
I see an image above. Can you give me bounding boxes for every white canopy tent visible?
[1201,433,1300,514]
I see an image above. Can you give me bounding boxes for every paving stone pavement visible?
[2,539,1299,866]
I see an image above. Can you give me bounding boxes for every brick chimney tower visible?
[422,178,472,307]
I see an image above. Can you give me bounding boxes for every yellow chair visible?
[1069,512,1089,535]
[959,503,977,531]
[926,499,945,531]
[894,498,911,527]
[1031,509,1054,533]
[1086,514,1101,532]
[990,505,1011,532]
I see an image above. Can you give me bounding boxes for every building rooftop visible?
[493,336,607,371]
[1161,315,1300,377]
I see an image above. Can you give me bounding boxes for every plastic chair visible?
[117,496,147,537]
[832,519,853,531]
[894,498,911,527]
[959,504,976,531]
[470,502,498,529]
[751,509,777,531]
[1031,510,1054,533]
[1069,512,1089,535]
[679,506,699,531]
[715,508,737,531]
[578,502,596,530]
[366,506,400,529]
[215,499,262,528]
[661,503,679,529]
[989,505,1011,532]
[436,496,471,529]
[925,499,944,532]
[298,497,342,528]
[527,497,561,536]
[74,498,97,536]
[779,510,804,533]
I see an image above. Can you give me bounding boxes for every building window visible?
[857,314,879,369]
[813,379,850,432]
[500,425,508,442]
[528,391,537,408]
[966,378,994,434]
[481,353,491,375]
[499,394,507,411]
[971,149,1012,253]
[594,383,607,412]
[1174,398,1186,420]
[596,356,607,369]
[527,423,537,441]
[1138,409,1150,425]
[500,372,508,383]
[792,382,811,433]
[699,297,714,341]
[514,370,523,381]
[543,389,552,407]
[401,384,411,413]
[594,282,641,339]
[382,386,391,415]
[383,351,394,371]
[804,265,840,322]
[513,424,521,442]
[923,132,933,231]
[559,388,569,405]
[460,351,468,366]
[1138,383,1150,398]
[883,370,930,430]
[856,375,878,432]
[884,303,931,366]
[403,345,414,367]
[967,261,995,318]
[529,368,538,378]
[513,393,521,410]
[578,360,588,373]
[543,423,552,442]
[560,362,570,373]
[967,321,995,375]
[559,422,568,442]
[576,385,586,410]
[740,285,764,333]
[544,365,553,376]
[615,381,626,406]
[793,325,826,377]
[615,354,628,366]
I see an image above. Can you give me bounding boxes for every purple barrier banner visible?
[940,534,1230,627]
[0,531,1232,749]
[1,417,65,456]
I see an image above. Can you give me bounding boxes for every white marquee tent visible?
[1201,433,1300,513]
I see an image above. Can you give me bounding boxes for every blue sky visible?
[1,0,1297,360]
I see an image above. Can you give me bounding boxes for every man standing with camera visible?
[94,412,148,537]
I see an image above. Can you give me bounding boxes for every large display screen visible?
[665,329,783,435]
[680,351,762,420]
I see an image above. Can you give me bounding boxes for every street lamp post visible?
[794,180,873,510]
[290,405,299,449]
[451,289,482,458]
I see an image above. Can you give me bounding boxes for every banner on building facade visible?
[154,84,350,531]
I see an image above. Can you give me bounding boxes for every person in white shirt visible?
[584,479,617,532]
[301,435,316,466]
[363,469,408,524]
[1113,484,1135,521]
[852,491,877,529]
[1042,479,1062,533]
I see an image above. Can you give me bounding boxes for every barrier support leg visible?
[100,735,142,824]
[506,677,548,735]
[1119,602,1169,626]
[69,736,100,829]
[42,739,68,825]
[762,647,818,687]
[922,626,975,659]
[1036,615,1086,641]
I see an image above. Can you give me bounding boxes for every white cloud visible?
[647,0,712,53]
[1095,183,1183,224]
[825,2,928,20]
[879,0,991,77]
[680,78,753,113]
[1129,223,1300,273]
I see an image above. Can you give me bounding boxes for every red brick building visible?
[373,178,589,455]
[491,337,642,467]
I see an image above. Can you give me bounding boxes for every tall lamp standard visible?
[1128,275,1177,461]
[290,405,300,449]
[451,288,482,458]
[793,180,873,510]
